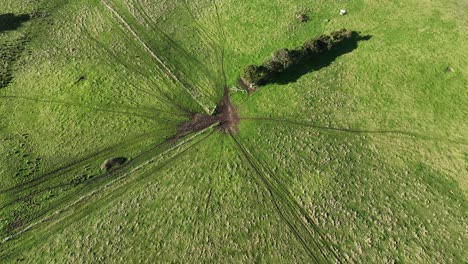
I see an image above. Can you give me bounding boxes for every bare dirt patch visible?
[237,78,256,94]
[176,87,239,137]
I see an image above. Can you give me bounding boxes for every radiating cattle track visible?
[80,19,193,115]
[129,0,222,108]
[1,127,215,248]
[130,0,225,108]
[100,0,211,114]
[230,134,342,263]
[182,0,221,47]
[0,95,178,121]
[131,0,220,79]
[1,0,466,262]
[2,0,225,254]
[2,1,344,261]
[0,128,169,195]
[0,129,172,214]
[242,117,468,147]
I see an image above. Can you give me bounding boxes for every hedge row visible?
[241,29,354,87]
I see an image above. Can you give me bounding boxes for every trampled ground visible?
[0,0,467,262]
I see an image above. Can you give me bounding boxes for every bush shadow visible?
[271,33,372,85]
[0,13,31,33]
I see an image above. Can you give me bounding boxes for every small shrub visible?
[241,29,358,88]
[270,49,304,70]
[241,65,269,86]
[302,39,322,54]
[271,49,294,70]
[331,28,353,42]
[263,59,284,74]
[302,35,332,54]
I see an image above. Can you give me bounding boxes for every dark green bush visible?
[263,59,284,74]
[271,49,294,70]
[303,35,333,54]
[241,65,270,86]
[241,29,357,88]
[331,28,353,42]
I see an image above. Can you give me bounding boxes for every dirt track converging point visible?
[177,87,239,137]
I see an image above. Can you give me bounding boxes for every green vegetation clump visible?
[241,64,270,86]
[303,35,332,54]
[241,29,355,87]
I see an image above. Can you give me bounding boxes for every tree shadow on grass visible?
[0,14,31,88]
[271,33,372,85]
[0,13,31,33]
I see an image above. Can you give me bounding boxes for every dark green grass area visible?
[0,36,28,88]
[0,13,30,33]
[0,13,30,89]
[0,0,466,263]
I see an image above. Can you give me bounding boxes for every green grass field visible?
[1,0,467,262]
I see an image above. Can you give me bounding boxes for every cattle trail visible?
[100,0,211,114]
[230,134,342,263]
[242,117,468,146]
[1,128,215,245]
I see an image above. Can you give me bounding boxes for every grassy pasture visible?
[0,0,467,263]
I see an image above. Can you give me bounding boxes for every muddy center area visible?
[177,87,239,137]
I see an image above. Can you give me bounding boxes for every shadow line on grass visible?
[271,34,372,85]
[0,14,30,33]
[242,117,468,146]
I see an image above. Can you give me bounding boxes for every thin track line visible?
[230,133,338,263]
[100,0,210,114]
[242,117,468,146]
[1,128,214,244]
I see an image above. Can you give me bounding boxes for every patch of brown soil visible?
[214,86,240,134]
[100,157,128,171]
[176,87,239,137]
[237,78,256,94]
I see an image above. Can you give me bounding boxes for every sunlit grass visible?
[0,0,466,262]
